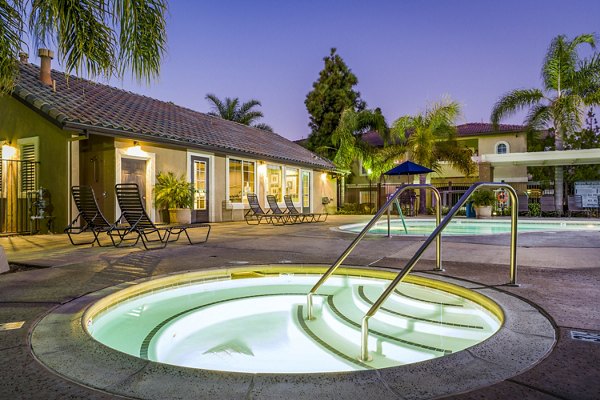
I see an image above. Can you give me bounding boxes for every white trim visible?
[495,141,510,154]
[115,148,156,221]
[301,169,312,212]
[187,150,215,222]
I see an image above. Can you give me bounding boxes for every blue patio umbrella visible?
[384,161,433,233]
[384,160,433,177]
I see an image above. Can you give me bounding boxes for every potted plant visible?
[470,189,495,218]
[154,172,194,224]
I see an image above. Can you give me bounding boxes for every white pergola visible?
[480,148,600,167]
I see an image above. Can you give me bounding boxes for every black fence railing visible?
[0,159,41,235]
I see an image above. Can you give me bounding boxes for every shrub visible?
[470,189,496,206]
[154,172,194,209]
[528,202,541,217]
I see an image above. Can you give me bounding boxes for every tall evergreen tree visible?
[305,48,365,159]
[0,0,168,93]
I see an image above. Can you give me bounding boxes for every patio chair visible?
[517,194,529,216]
[540,195,556,216]
[567,195,591,217]
[283,195,328,222]
[65,185,122,247]
[113,183,210,250]
[266,195,298,223]
[245,193,287,225]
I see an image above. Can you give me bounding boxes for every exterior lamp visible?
[2,141,16,159]
[127,141,145,157]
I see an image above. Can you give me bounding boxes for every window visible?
[266,165,282,201]
[285,167,300,202]
[17,137,39,194]
[228,158,255,203]
[495,141,509,154]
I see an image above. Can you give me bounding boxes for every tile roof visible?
[12,64,334,170]
[358,123,527,148]
[455,123,526,136]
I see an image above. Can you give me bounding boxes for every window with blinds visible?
[20,142,37,193]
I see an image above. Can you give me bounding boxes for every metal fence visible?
[0,159,41,235]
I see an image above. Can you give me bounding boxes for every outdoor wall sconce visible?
[126,141,145,157]
[1,140,16,159]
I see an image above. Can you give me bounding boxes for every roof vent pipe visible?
[19,52,28,64]
[38,48,54,86]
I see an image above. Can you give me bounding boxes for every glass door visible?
[302,171,311,213]
[191,156,209,222]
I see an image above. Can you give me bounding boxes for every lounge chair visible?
[540,195,556,216]
[567,195,591,217]
[113,183,210,250]
[266,195,299,223]
[517,194,529,216]
[65,185,121,246]
[245,193,287,225]
[283,195,328,222]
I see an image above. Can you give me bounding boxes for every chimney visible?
[19,52,28,64]
[38,48,54,86]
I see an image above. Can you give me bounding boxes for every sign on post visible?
[574,181,600,208]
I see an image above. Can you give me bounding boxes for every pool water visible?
[86,269,501,373]
[339,218,600,236]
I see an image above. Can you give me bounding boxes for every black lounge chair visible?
[244,193,287,225]
[266,195,299,223]
[113,183,210,250]
[65,185,121,246]
[540,195,556,216]
[568,195,591,217]
[517,194,529,216]
[283,195,328,222]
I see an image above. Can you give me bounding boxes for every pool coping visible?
[29,264,556,400]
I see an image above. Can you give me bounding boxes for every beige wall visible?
[0,96,71,232]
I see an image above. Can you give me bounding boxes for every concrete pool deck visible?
[0,215,599,399]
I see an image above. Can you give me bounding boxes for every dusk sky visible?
[35,0,600,141]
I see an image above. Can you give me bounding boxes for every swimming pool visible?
[339,218,600,236]
[84,266,501,373]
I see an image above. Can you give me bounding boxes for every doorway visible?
[302,171,311,213]
[191,156,209,222]
[121,157,147,203]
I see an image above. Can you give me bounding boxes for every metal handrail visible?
[306,183,442,320]
[359,182,519,361]
[386,185,442,271]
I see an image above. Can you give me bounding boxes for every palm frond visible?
[114,0,167,83]
[252,122,273,132]
[524,104,552,131]
[0,0,24,93]
[491,88,545,127]
[30,0,116,78]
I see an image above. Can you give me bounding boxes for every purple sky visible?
[35,0,600,141]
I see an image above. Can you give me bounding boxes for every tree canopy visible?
[332,107,405,182]
[205,94,273,131]
[0,0,168,93]
[305,48,365,159]
[491,33,600,214]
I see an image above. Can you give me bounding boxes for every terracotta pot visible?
[168,208,192,224]
[474,205,492,219]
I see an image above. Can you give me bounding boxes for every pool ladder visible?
[306,182,519,362]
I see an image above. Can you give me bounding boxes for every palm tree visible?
[332,107,405,210]
[205,94,273,131]
[491,34,600,215]
[391,99,475,214]
[1,0,167,93]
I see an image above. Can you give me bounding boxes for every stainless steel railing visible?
[359,182,519,361]
[306,183,442,320]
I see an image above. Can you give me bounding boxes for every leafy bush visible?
[470,189,496,206]
[154,172,194,209]
[528,202,541,217]
[337,203,374,215]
